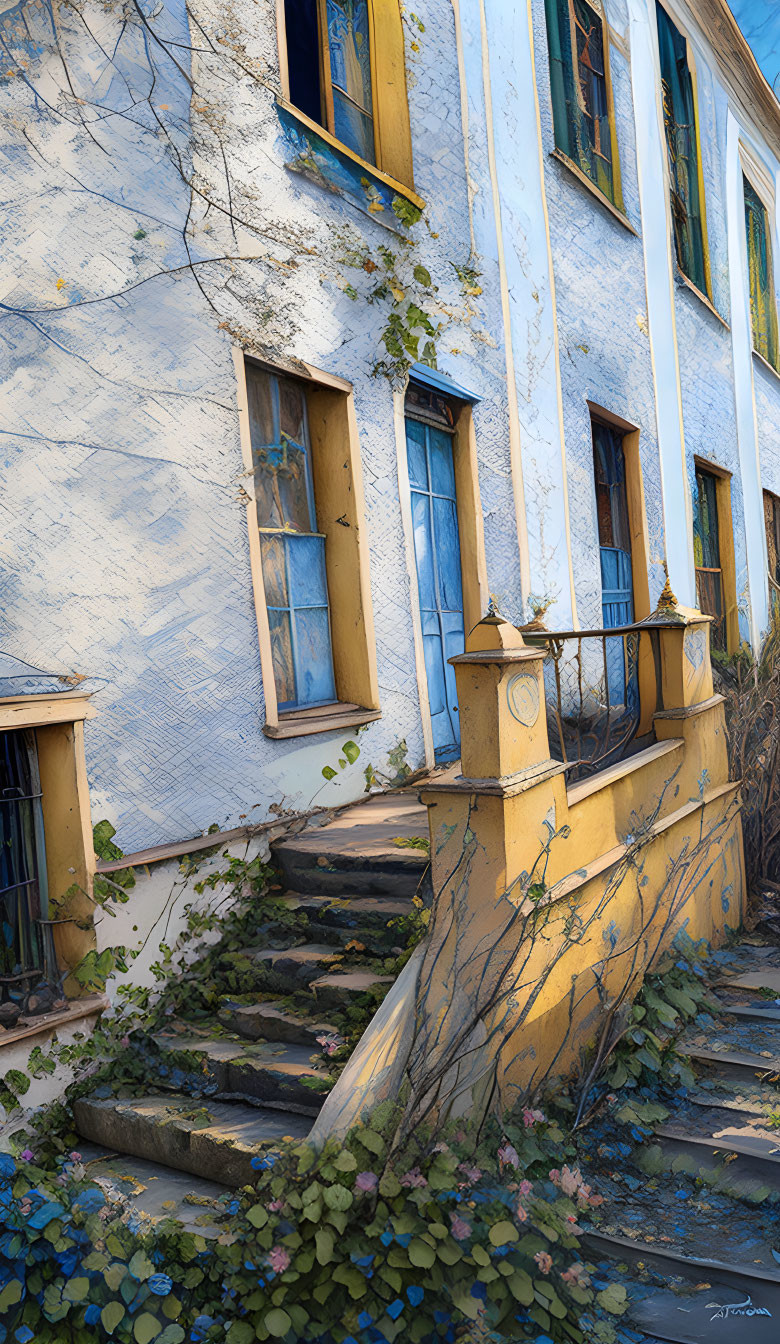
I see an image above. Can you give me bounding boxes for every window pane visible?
[744,175,779,369]
[268,609,296,707]
[246,366,314,533]
[246,364,276,453]
[694,469,720,570]
[592,422,630,552]
[327,0,372,113]
[285,0,324,126]
[279,377,306,444]
[656,3,708,295]
[411,491,436,612]
[406,419,428,489]
[428,427,457,498]
[332,89,375,163]
[432,496,464,614]
[260,534,290,609]
[286,534,329,609]
[571,0,613,196]
[695,569,724,650]
[293,608,337,704]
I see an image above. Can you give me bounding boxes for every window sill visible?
[275,100,425,225]
[752,347,780,386]
[0,994,108,1049]
[674,270,729,329]
[264,702,381,740]
[550,149,638,237]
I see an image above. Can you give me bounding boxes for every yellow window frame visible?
[563,0,625,213]
[742,168,780,372]
[277,0,415,190]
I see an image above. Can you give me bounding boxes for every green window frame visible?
[655,3,711,299]
[544,0,624,212]
[743,174,779,371]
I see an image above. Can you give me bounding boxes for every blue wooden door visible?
[592,421,635,708]
[247,364,337,710]
[406,417,465,762]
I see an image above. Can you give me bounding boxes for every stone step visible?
[241,942,348,992]
[272,843,427,897]
[679,1042,780,1084]
[80,1145,231,1237]
[310,967,395,1006]
[153,1029,332,1110]
[640,1116,780,1197]
[218,1000,340,1047]
[277,892,411,947]
[74,1094,311,1188]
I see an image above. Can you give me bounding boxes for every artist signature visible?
[707,1294,772,1320]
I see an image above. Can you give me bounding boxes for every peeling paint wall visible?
[2,0,780,865]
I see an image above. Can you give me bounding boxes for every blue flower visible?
[73,1189,105,1214]
[471,1282,487,1300]
[148,1273,173,1296]
[0,1155,15,1180]
[387,1300,404,1320]
[380,1230,393,1247]
[250,1154,277,1171]
[84,1305,101,1325]
[407,1286,424,1306]
[357,1311,373,1329]
[14,1329,34,1344]
[395,1233,411,1248]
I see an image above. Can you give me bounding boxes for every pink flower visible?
[355,1171,378,1192]
[497,1140,519,1169]
[267,1245,290,1274]
[515,1200,528,1222]
[69,1151,82,1163]
[267,1199,283,1212]
[316,1033,344,1057]
[449,1213,472,1241]
[559,1165,583,1198]
[534,1251,553,1275]
[120,1035,130,1048]
[561,1262,591,1288]
[457,1163,482,1184]
[20,1149,34,1162]
[400,1167,427,1188]
[523,1108,546,1128]
[518,1179,533,1197]
[548,1168,561,1185]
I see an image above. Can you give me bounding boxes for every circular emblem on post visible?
[506,671,540,727]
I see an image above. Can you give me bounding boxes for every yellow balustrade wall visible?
[311,598,744,1143]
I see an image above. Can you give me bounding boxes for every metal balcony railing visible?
[522,623,664,783]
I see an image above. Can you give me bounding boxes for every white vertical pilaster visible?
[726,113,767,648]
[627,0,696,607]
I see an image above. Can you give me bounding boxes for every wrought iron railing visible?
[522,624,664,783]
[0,729,60,1005]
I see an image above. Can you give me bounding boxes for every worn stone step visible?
[80,1145,231,1237]
[218,1000,340,1047]
[714,966,780,998]
[272,846,426,897]
[679,1042,780,1084]
[74,1094,310,1188]
[277,892,411,946]
[310,967,395,1006]
[244,942,347,990]
[153,1030,332,1110]
[585,1227,780,1294]
[640,1116,780,1197]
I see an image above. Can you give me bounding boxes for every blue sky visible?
[729,1,780,94]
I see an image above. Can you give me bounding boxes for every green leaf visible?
[507,1269,534,1305]
[598,1284,628,1315]
[355,1127,385,1155]
[101,1301,126,1334]
[379,1170,401,1198]
[315,1227,335,1265]
[246,1203,268,1228]
[0,1281,22,1312]
[408,1237,435,1268]
[489,1220,519,1246]
[134,1314,161,1344]
[342,740,360,764]
[157,1329,186,1344]
[413,264,432,287]
[129,1249,155,1281]
[265,1308,292,1337]
[333,1149,357,1172]
[322,765,338,780]
[323,1183,353,1211]
[64,1276,90,1302]
[226,1325,255,1344]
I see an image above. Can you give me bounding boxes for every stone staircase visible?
[579,941,780,1343]
[73,794,429,1228]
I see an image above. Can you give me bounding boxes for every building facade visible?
[2,0,780,903]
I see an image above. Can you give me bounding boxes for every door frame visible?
[395,384,489,770]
